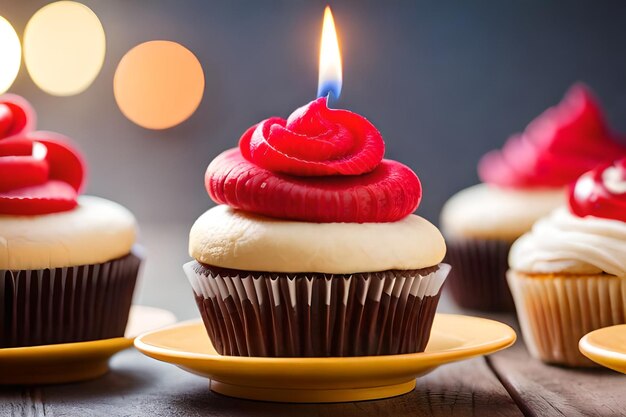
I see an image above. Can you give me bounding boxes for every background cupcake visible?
[185,96,449,357]
[0,95,141,348]
[441,84,626,311]
[508,158,626,366]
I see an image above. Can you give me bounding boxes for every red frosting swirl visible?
[240,97,384,176]
[0,95,86,215]
[478,84,626,188]
[569,158,626,222]
[0,94,36,139]
[206,97,421,223]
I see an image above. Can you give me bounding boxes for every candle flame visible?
[317,6,342,99]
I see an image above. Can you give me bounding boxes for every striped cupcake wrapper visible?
[0,249,142,348]
[184,262,450,357]
[444,236,515,312]
[507,270,626,367]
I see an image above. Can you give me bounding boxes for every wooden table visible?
[1,224,625,417]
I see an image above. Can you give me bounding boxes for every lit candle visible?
[317,6,342,100]
[205,6,422,224]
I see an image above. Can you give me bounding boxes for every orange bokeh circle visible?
[114,40,204,130]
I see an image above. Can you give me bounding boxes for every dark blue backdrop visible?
[3,0,626,226]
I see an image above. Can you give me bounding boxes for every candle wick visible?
[326,91,335,108]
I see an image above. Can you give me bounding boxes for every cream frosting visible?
[440,184,565,241]
[189,205,446,274]
[509,207,626,276]
[0,196,137,270]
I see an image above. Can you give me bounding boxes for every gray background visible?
[3,0,626,317]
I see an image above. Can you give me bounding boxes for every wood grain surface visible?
[0,349,522,417]
[1,225,625,417]
[488,343,626,417]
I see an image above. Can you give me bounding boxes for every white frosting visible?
[440,183,565,241]
[0,196,137,270]
[189,205,446,274]
[509,207,626,276]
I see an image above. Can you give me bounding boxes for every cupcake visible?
[441,84,626,311]
[508,159,626,367]
[0,95,141,348]
[184,97,449,357]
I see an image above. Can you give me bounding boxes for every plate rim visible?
[0,304,176,360]
[0,337,132,360]
[579,324,626,366]
[134,313,517,365]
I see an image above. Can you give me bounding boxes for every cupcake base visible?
[0,250,142,348]
[444,235,515,312]
[507,270,626,367]
[184,262,449,357]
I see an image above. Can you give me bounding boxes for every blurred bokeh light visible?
[113,40,205,130]
[23,1,106,96]
[0,15,21,94]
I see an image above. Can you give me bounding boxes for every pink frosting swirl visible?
[479,84,626,188]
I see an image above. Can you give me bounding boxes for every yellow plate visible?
[134,313,516,403]
[0,305,176,385]
[579,325,626,374]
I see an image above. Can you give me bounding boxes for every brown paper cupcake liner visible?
[184,262,450,357]
[507,270,626,367]
[0,249,142,348]
[444,235,514,312]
